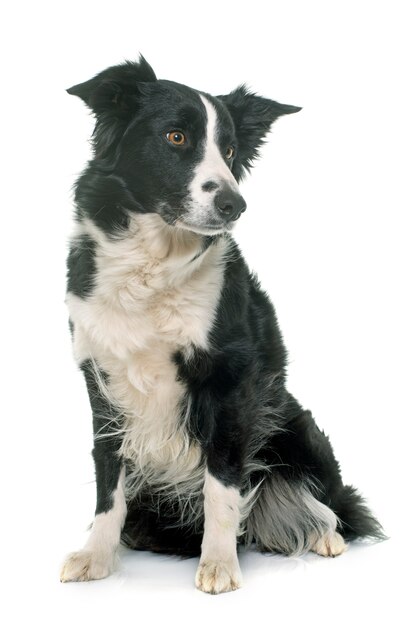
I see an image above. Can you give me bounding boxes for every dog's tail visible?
[335,484,387,541]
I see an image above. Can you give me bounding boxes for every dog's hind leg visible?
[60,359,126,582]
[246,392,384,556]
[246,470,344,557]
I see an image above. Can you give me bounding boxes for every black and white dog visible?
[61,56,384,593]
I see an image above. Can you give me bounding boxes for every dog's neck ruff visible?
[82,212,222,279]
[67,212,230,362]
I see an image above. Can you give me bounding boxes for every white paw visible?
[60,550,115,582]
[311,531,347,557]
[195,559,243,594]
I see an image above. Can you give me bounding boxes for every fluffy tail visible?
[335,485,386,541]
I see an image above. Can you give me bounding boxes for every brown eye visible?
[225,146,235,160]
[166,131,186,146]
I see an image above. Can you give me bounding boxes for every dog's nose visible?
[215,186,247,222]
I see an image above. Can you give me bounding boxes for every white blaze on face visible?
[184,94,240,232]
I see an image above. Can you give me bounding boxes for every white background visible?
[1,1,415,624]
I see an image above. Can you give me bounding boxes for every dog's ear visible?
[67,55,157,157]
[67,55,157,116]
[218,85,301,181]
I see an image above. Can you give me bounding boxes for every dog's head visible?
[68,56,300,236]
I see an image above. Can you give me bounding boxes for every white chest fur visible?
[66,214,228,499]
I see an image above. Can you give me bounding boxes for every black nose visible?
[215,186,247,222]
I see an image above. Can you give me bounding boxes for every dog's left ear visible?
[218,85,301,181]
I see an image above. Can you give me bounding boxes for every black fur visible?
[66,234,97,297]
[67,56,384,562]
[81,360,123,515]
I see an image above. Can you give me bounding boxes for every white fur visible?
[195,471,243,594]
[60,468,126,582]
[66,214,229,507]
[182,94,240,233]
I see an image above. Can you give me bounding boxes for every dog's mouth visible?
[175,219,235,236]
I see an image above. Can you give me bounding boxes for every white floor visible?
[5,523,410,626]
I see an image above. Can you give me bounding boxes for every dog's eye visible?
[225,146,235,160]
[166,131,187,146]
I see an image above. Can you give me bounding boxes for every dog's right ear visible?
[67,55,157,157]
[67,55,157,117]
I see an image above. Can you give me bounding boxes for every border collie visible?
[61,55,384,593]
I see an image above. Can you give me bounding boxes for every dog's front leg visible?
[61,359,126,582]
[195,469,243,594]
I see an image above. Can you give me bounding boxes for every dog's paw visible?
[311,531,347,557]
[195,559,243,594]
[60,550,115,582]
